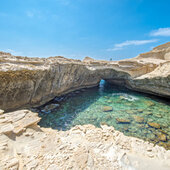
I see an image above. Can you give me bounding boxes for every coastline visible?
[0,42,170,169]
[0,109,170,169]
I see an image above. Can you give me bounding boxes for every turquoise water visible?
[38,80,170,149]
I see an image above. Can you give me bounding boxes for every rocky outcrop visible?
[0,109,170,169]
[0,55,101,111]
[0,42,170,111]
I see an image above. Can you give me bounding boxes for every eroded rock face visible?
[0,110,170,169]
[0,56,101,111]
[106,42,170,98]
[0,42,170,111]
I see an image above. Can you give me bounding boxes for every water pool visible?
[38,80,170,149]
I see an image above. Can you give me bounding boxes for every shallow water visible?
[38,80,170,149]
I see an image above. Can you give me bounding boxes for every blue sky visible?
[0,0,170,60]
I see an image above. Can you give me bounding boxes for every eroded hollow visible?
[37,80,170,149]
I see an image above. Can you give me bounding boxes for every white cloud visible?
[108,39,158,51]
[150,28,170,37]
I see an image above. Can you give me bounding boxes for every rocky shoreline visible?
[0,42,170,169]
[0,109,170,169]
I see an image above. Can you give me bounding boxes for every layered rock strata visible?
[0,110,170,169]
[0,42,170,111]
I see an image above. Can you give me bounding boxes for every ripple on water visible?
[38,80,170,150]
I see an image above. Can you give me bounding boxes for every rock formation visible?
[0,55,101,111]
[0,42,170,111]
[0,42,170,169]
[0,110,170,169]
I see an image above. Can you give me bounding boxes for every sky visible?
[0,0,170,60]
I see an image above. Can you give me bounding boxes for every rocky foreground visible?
[0,42,170,111]
[0,110,170,170]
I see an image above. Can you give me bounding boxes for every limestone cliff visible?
[0,55,101,111]
[0,42,170,111]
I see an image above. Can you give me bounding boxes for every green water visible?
[38,80,170,149]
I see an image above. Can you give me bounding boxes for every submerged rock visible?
[116,118,131,124]
[148,122,161,129]
[137,109,144,113]
[145,101,155,107]
[43,104,60,113]
[107,100,112,103]
[155,114,162,118]
[145,111,152,115]
[157,133,167,142]
[147,133,156,141]
[159,129,168,135]
[126,110,135,114]
[102,106,113,112]
[100,122,108,126]
[133,115,144,123]
[123,126,129,131]
[158,142,170,150]
[126,103,133,106]
[120,96,125,100]
[54,96,66,102]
